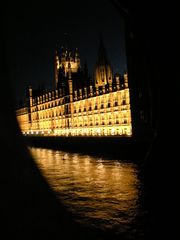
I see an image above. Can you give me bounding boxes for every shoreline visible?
[24,135,152,162]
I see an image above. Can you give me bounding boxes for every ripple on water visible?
[30,147,146,238]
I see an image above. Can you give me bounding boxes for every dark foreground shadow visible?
[0,11,105,240]
[1,1,179,239]
[0,99,104,240]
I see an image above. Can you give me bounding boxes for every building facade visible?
[16,39,132,137]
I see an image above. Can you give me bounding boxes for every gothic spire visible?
[97,33,108,65]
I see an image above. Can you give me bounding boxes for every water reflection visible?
[30,147,142,235]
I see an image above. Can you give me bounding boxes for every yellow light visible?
[16,78,132,137]
[110,128,114,135]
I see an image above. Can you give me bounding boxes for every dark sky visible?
[5,0,126,105]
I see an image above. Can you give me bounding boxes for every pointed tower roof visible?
[97,33,109,65]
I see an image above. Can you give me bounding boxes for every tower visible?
[61,46,66,63]
[94,34,113,87]
[68,65,73,102]
[58,47,81,77]
[54,50,59,89]
[27,85,33,126]
[75,48,80,67]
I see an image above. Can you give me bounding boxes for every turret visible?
[96,86,99,95]
[102,84,106,93]
[68,50,73,62]
[54,50,59,89]
[108,77,113,92]
[75,48,80,67]
[124,72,128,88]
[55,89,58,98]
[115,74,120,90]
[59,47,80,77]
[68,65,73,103]
[84,87,88,98]
[27,85,33,125]
[74,90,78,101]
[61,46,66,63]
[90,85,93,97]
[79,89,82,100]
[94,34,113,87]
[28,85,33,108]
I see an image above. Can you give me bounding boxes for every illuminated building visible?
[16,38,132,137]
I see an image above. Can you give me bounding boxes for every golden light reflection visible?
[30,147,140,232]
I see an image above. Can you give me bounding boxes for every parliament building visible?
[16,37,132,137]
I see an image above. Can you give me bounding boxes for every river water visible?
[30,147,148,239]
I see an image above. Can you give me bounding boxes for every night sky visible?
[5,0,126,106]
